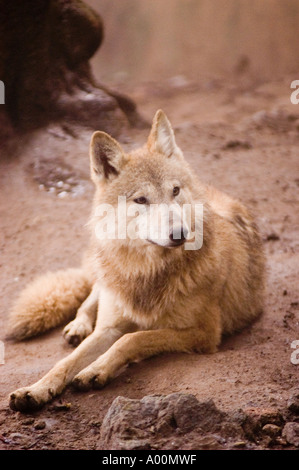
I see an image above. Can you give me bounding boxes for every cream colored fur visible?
[7,269,92,341]
[8,110,265,411]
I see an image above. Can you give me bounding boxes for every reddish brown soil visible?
[0,77,298,449]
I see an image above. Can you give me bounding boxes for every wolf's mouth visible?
[147,239,185,248]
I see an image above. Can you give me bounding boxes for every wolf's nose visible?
[169,227,186,244]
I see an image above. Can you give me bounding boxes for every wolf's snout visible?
[169,226,187,245]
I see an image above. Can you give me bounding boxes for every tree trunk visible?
[0,0,146,143]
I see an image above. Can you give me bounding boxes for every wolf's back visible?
[7,269,92,340]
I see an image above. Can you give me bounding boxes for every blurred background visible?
[87,0,299,85]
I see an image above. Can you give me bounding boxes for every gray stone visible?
[101,393,227,450]
[282,422,299,447]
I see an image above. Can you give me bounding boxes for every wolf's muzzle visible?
[169,226,188,246]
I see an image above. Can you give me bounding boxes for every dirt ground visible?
[0,76,298,450]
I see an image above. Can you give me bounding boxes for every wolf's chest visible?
[108,269,173,314]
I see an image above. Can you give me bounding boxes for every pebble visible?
[34,420,46,430]
[232,441,247,448]
[275,437,287,446]
[51,402,72,411]
[21,418,35,426]
[10,432,26,439]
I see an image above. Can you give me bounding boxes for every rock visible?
[100,393,227,450]
[245,407,284,427]
[287,391,299,415]
[100,394,294,449]
[262,424,281,438]
[172,395,225,433]
[240,407,284,441]
[282,422,299,447]
[221,416,245,439]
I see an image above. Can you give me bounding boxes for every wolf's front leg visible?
[9,291,136,411]
[72,325,220,391]
[63,282,100,346]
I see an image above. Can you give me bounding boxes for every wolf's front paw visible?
[72,367,108,392]
[9,386,55,412]
[63,318,93,347]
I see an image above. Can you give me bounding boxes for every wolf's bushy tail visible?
[7,269,92,340]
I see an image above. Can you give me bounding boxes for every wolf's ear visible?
[90,131,125,182]
[147,109,182,159]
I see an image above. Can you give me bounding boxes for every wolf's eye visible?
[173,186,180,196]
[134,196,147,204]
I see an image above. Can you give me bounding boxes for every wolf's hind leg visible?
[63,282,100,346]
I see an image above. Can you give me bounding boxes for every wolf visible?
[8,110,265,411]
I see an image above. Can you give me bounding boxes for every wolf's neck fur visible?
[96,242,201,321]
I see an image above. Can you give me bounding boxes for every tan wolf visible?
[8,110,265,411]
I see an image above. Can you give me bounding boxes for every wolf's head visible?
[90,110,202,250]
